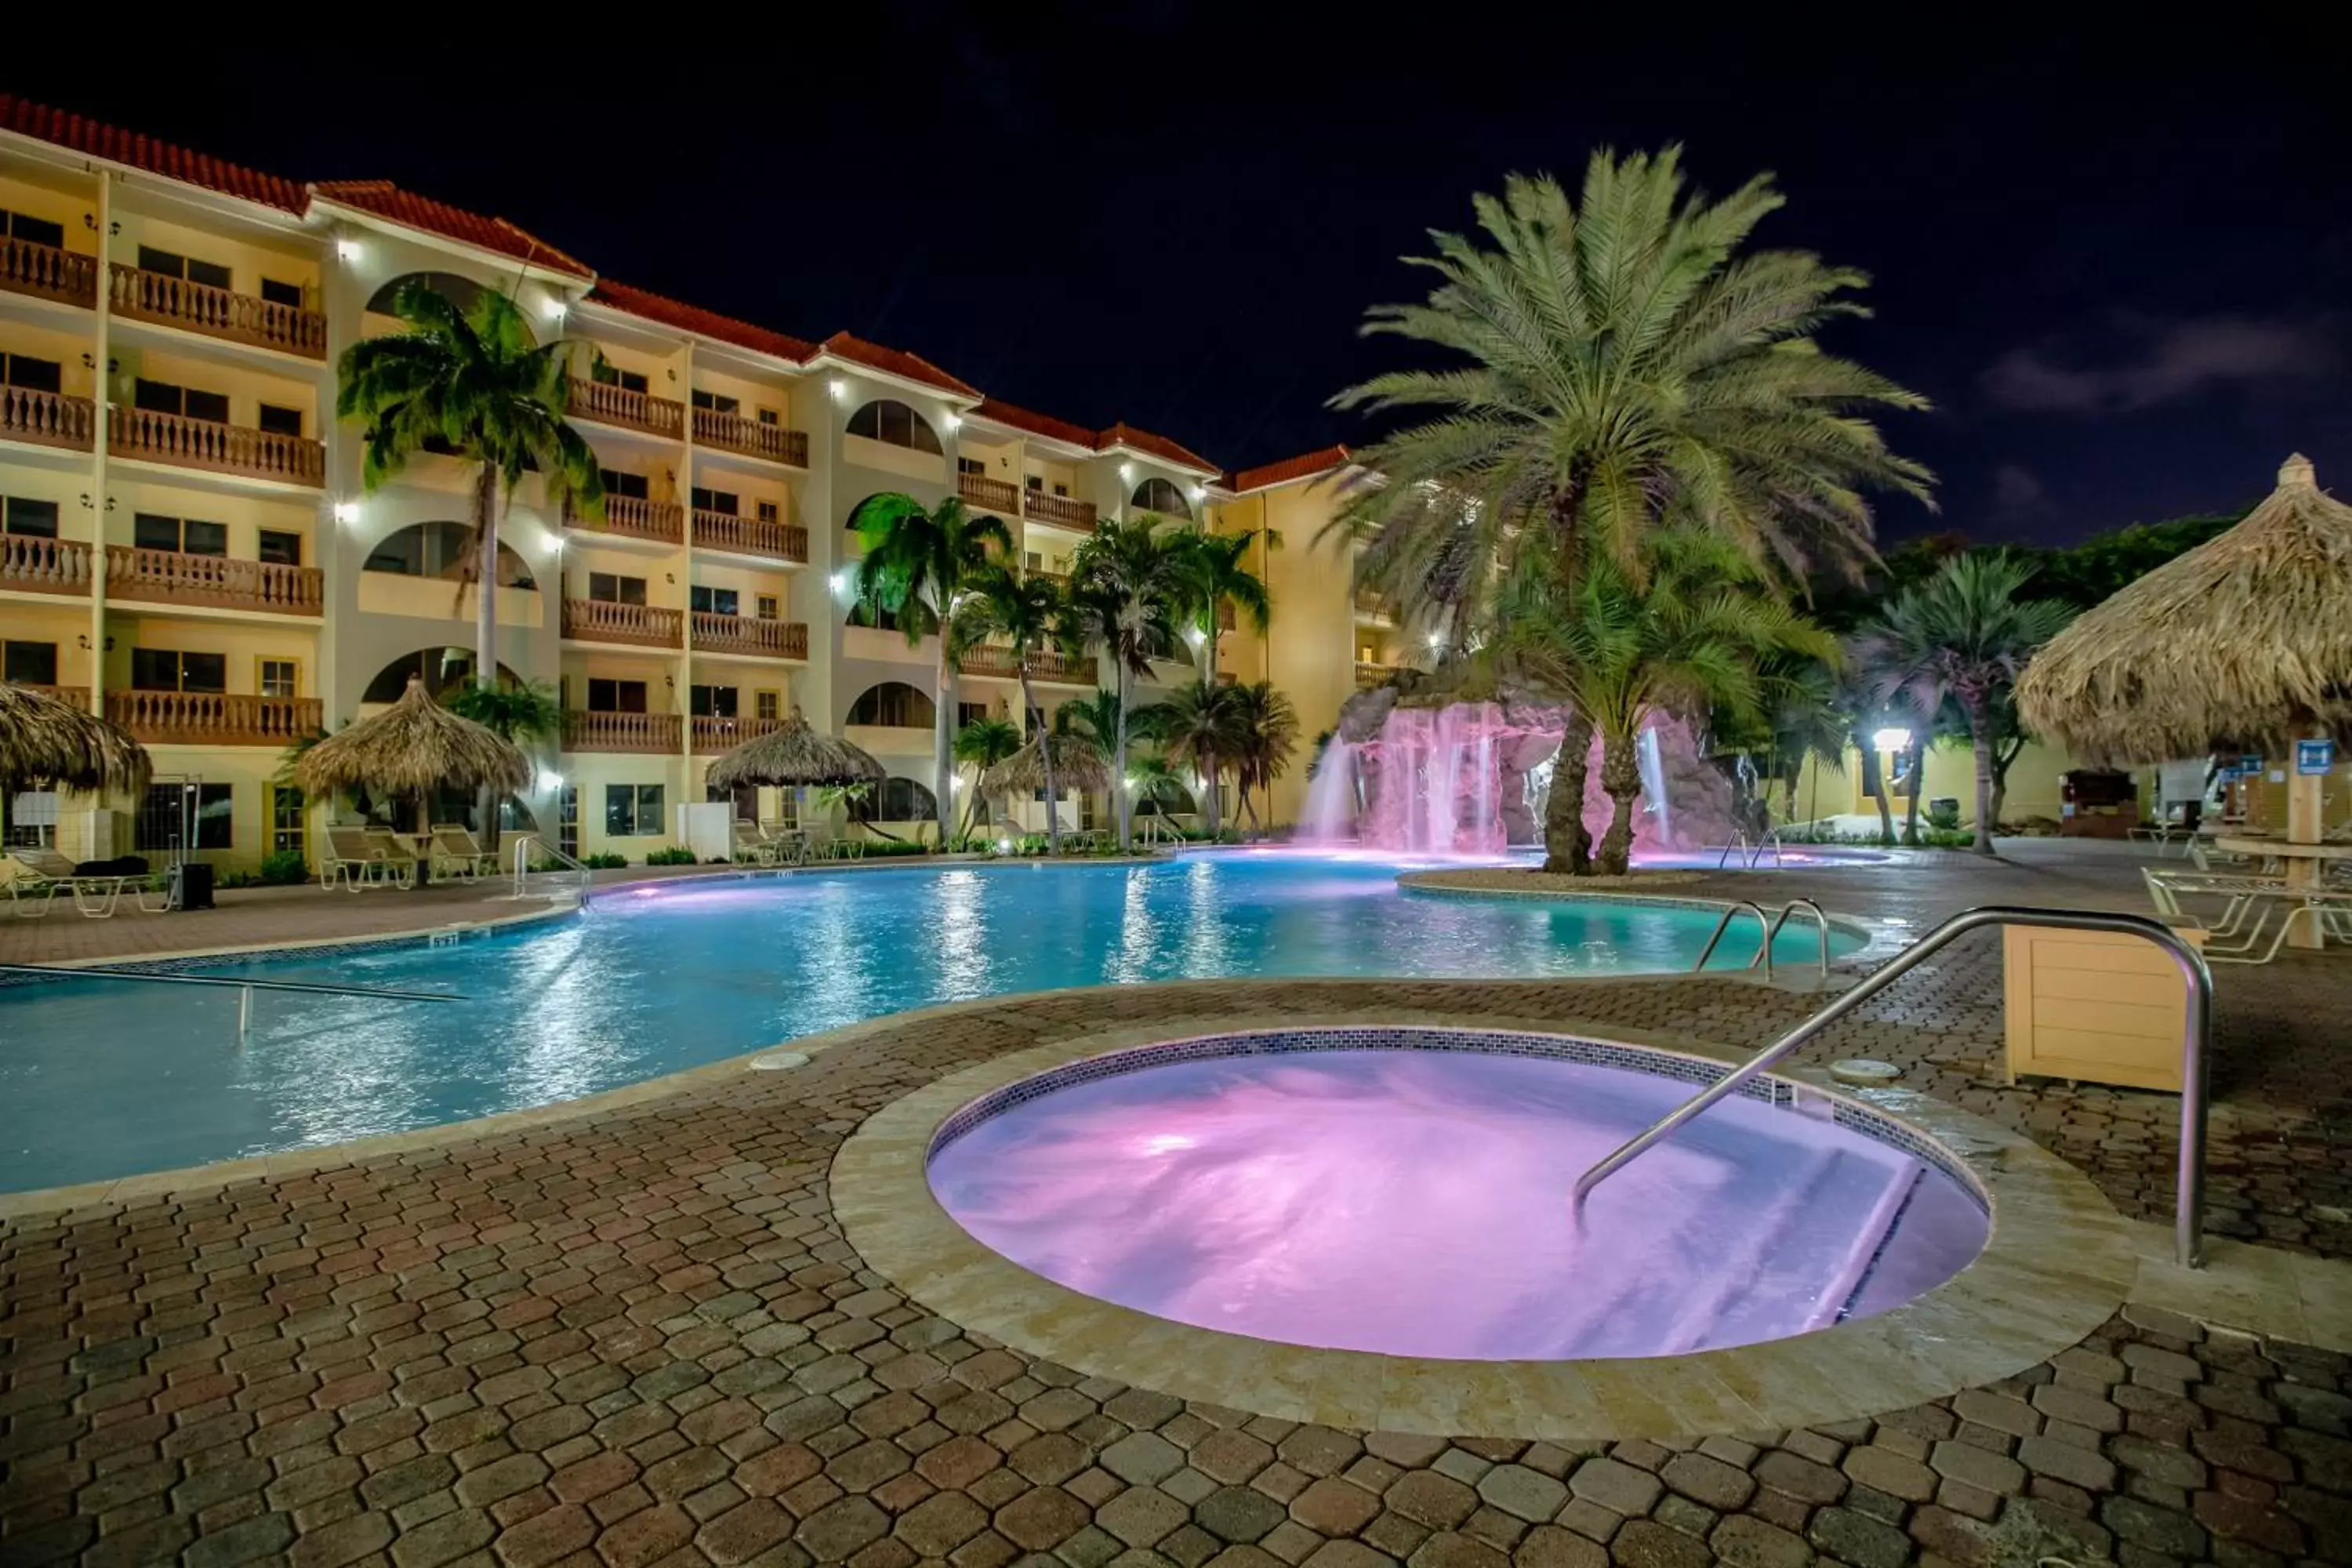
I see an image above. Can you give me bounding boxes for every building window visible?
[2,497,58,538]
[605,783,663,837]
[600,468,651,500]
[851,778,938,823]
[258,658,299,699]
[691,388,740,416]
[257,529,302,566]
[691,486,738,515]
[1025,475,1043,492]
[957,702,989,729]
[1054,483,1069,497]
[1131,477,1192,520]
[136,245,233,291]
[757,407,780,426]
[139,782,233,851]
[756,499,779,524]
[586,678,648,713]
[558,784,579,860]
[133,379,230,425]
[363,521,536,587]
[690,684,739,718]
[260,278,303,309]
[587,572,647,606]
[755,689,781,721]
[5,641,58,684]
[2,209,67,250]
[756,593,779,621]
[5,789,60,849]
[590,360,648,395]
[846,398,942,455]
[847,681,935,728]
[958,456,985,477]
[270,785,306,860]
[689,585,739,617]
[135,514,227,557]
[131,648,227,693]
[256,403,303,437]
[2,354,62,394]
[847,600,902,632]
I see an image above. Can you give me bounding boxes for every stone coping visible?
[1397,873,1898,969]
[0,897,579,979]
[833,1011,2139,1439]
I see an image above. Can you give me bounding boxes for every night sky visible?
[13,11,2345,546]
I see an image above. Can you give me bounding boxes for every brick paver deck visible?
[4,843,2349,1566]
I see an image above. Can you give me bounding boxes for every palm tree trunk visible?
[1541,713,1595,874]
[1595,728,1642,875]
[474,465,502,857]
[934,637,956,851]
[1113,667,1132,851]
[1855,729,1893,845]
[1022,669,1059,855]
[1901,738,1926,845]
[1989,738,2024,834]
[1965,691,1997,855]
[1201,747,1221,837]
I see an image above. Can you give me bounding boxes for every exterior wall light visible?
[1871,727,1913,752]
[1188,485,1207,503]
[829,568,852,596]
[332,502,361,525]
[943,413,963,432]
[1184,626,1205,647]
[543,298,567,322]
[336,238,361,263]
[829,378,850,402]
[1426,630,1446,651]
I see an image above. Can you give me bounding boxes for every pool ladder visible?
[1690,898,1831,984]
[1575,904,2216,1269]
[1717,829,1784,869]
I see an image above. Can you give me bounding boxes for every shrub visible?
[581,852,628,869]
[258,850,310,885]
[644,846,699,866]
[1926,800,1962,831]
[213,868,256,891]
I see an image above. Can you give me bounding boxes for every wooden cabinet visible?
[2002,923,2205,1091]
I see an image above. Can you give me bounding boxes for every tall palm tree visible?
[849,493,1012,848]
[339,282,604,694]
[445,679,562,846]
[1855,554,2074,853]
[1174,529,1271,683]
[1155,678,1247,836]
[1063,518,1185,850]
[1229,681,1300,834]
[952,714,1022,840]
[954,567,1073,853]
[1327,148,1932,873]
[1493,535,1837,874]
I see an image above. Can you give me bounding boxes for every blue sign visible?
[2239,754,2264,777]
[2297,739,2336,776]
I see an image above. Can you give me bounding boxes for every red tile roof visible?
[0,94,308,213]
[1096,422,1219,477]
[586,280,817,365]
[1225,445,1356,494]
[310,180,593,278]
[971,397,1097,449]
[817,332,982,400]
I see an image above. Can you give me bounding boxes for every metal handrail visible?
[1751,898,1831,982]
[1575,904,2216,1268]
[1690,901,1774,982]
[511,837,593,904]
[1715,829,1783,869]
[0,962,461,1044]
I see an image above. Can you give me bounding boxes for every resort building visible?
[0,97,1410,869]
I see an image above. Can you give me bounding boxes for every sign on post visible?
[2296,739,2336,776]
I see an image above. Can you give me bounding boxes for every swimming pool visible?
[0,852,1863,1192]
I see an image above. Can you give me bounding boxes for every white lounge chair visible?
[3,849,138,918]
[321,827,385,891]
[429,824,494,880]
[365,830,422,887]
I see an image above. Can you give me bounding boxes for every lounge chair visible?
[364,830,423,887]
[3,850,138,918]
[430,824,494,880]
[759,818,808,866]
[321,827,386,891]
[731,818,778,865]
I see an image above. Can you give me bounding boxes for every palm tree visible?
[339,282,604,692]
[444,680,562,848]
[1174,529,1271,683]
[952,714,1022,840]
[1327,147,1932,873]
[1493,535,1837,874]
[849,493,1012,848]
[1155,679,1247,836]
[1063,518,1185,850]
[1229,682,1300,833]
[1856,554,2075,853]
[954,567,1073,853]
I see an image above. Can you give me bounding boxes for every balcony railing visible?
[691,613,807,660]
[690,713,788,751]
[109,264,327,359]
[1353,590,1392,620]
[567,494,684,546]
[692,509,808,564]
[1,237,97,308]
[1356,662,1400,689]
[6,684,89,710]
[958,472,1022,515]
[2,387,96,452]
[564,710,682,753]
[1024,489,1097,531]
[1,535,94,594]
[110,406,325,487]
[562,597,683,648]
[106,546,323,615]
[106,691,321,747]
[956,645,1095,684]
[569,377,684,440]
[693,406,808,466]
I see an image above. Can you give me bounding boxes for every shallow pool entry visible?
[927,1029,1987,1360]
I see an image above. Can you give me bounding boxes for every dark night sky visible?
[13,9,2346,546]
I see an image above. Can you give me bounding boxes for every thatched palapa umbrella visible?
[980,733,1110,799]
[0,683,151,798]
[704,710,886,793]
[296,678,529,877]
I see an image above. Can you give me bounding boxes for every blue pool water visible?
[0,852,1860,1192]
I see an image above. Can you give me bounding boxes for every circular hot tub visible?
[924,1028,1988,1361]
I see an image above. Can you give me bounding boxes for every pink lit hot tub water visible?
[927,1033,1989,1360]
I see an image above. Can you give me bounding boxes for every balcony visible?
[958,472,1022,515]
[110,406,325,488]
[691,612,806,660]
[569,377,684,440]
[1,535,94,595]
[957,644,1095,684]
[106,546,323,615]
[564,710,681,753]
[1024,488,1097,531]
[691,713,788,751]
[692,509,807,564]
[1354,590,1392,622]
[1356,662,1401,689]
[107,691,321,747]
[109,264,327,359]
[7,683,89,709]
[2,387,96,452]
[1,237,97,309]
[567,495,684,546]
[562,597,683,648]
[694,406,807,466]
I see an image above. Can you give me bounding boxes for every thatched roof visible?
[296,677,530,799]
[2017,455,2352,764]
[705,710,885,790]
[980,733,1109,798]
[0,684,151,796]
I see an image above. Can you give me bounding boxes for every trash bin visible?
[171,862,215,911]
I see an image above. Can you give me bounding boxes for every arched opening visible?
[360,648,524,705]
[847,398,942,455]
[847,681,935,728]
[365,270,491,320]
[851,777,938,823]
[1131,477,1192,520]
[364,521,538,590]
